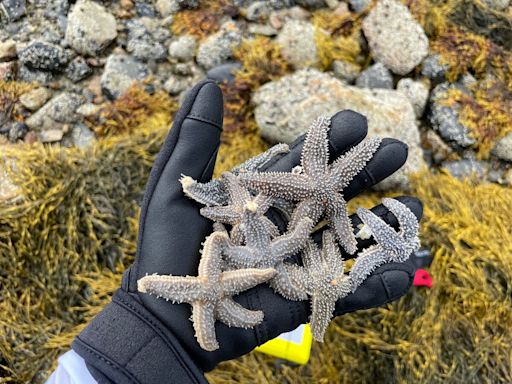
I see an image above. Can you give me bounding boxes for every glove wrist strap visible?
[72,289,207,384]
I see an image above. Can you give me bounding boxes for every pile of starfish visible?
[137,116,421,351]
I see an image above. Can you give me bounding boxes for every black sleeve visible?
[72,287,208,384]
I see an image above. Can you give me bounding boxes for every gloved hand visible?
[72,79,423,384]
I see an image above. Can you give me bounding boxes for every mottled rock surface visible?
[196,21,242,69]
[19,87,52,111]
[362,0,428,75]
[168,35,197,62]
[101,54,149,99]
[492,133,512,162]
[355,62,393,89]
[18,41,69,71]
[253,69,424,189]
[397,78,429,117]
[276,19,318,68]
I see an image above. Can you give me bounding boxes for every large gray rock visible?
[101,54,149,100]
[276,19,318,68]
[253,69,424,189]
[492,133,512,162]
[65,0,117,56]
[168,35,197,62]
[362,0,428,75]
[18,41,69,71]
[355,62,393,89]
[196,21,242,69]
[396,78,429,117]
[25,92,84,132]
[126,17,169,61]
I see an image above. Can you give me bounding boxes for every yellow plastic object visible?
[255,324,313,365]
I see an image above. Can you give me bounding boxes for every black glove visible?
[72,80,423,384]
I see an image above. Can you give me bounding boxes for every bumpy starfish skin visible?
[240,116,382,255]
[180,143,290,207]
[349,198,420,292]
[200,172,279,244]
[137,231,276,351]
[286,231,351,341]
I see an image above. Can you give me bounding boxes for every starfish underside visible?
[138,231,276,351]
[349,198,420,291]
[286,231,351,341]
[240,116,382,255]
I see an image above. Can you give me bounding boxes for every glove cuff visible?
[72,288,208,384]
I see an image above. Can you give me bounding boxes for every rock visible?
[355,62,393,89]
[349,0,371,12]
[71,123,95,148]
[175,0,199,8]
[18,41,69,71]
[481,0,509,10]
[196,21,242,69]
[65,56,93,82]
[492,133,512,162]
[0,0,26,22]
[0,159,20,202]
[252,68,424,189]
[19,87,52,111]
[206,62,241,83]
[276,20,318,68]
[0,61,16,81]
[17,64,55,83]
[168,35,197,62]
[396,78,429,117]
[126,17,169,61]
[362,0,428,75]
[243,1,270,21]
[0,39,16,60]
[25,92,84,130]
[155,0,180,16]
[39,128,64,142]
[8,121,28,142]
[248,23,278,36]
[65,0,117,56]
[332,60,360,83]
[134,0,157,17]
[101,54,149,100]
[421,54,448,81]
[429,83,476,148]
[76,103,100,117]
[442,159,486,179]
[295,0,326,8]
[423,129,453,164]
[504,169,512,186]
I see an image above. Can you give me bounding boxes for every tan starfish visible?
[240,116,382,255]
[137,231,276,351]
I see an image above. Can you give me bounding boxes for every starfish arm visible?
[382,198,421,243]
[215,297,264,328]
[329,137,382,190]
[180,175,227,206]
[192,301,219,351]
[321,230,346,276]
[270,217,313,261]
[288,199,324,230]
[233,143,290,174]
[200,206,240,225]
[224,246,258,268]
[261,216,281,238]
[335,276,352,299]
[271,198,296,221]
[222,172,252,208]
[349,246,390,292]
[198,232,228,280]
[309,292,337,342]
[357,207,406,255]
[239,172,315,201]
[221,268,276,295]
[329,201,358,255]
[137,275,206,303]
[276,263,310,300]
[230,224,245,245]
[301,116,331,176]
[242,213,273,250]
[254,194,274,216]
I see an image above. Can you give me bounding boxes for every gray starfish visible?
[180,143,290,207]
[240,116,382,255]
[285,231,351,341]
[137,231,276,351]
[224,206,314,300]
[349,198,420,292]
[200,172,279,244]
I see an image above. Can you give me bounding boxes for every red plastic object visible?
[413,269,433,288]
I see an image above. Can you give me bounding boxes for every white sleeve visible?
[45,350,98,384]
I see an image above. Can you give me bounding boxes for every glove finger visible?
[311,195,423,259]
[261,110,369,173]
[334,262,415,316]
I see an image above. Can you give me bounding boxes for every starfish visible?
[285,230,351,341]
[223,204,314,300]
[240,116,382,255]
[349,198,420,292]
[180,143,290,207]
[199,172,279,244]
[137,231,276,351]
